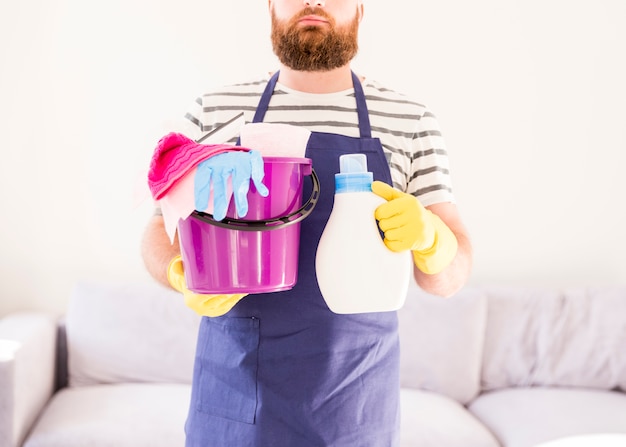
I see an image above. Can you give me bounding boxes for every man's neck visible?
[276,65,357,93]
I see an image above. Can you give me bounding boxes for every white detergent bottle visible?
[315,153,412,314]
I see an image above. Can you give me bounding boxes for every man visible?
[142,0,472,445]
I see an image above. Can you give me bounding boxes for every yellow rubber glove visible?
[167,256,247,317]
[371,181,458,275]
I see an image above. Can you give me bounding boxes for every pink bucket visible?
[178,156,319,294]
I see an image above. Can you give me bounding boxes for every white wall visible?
[1,0,625,316]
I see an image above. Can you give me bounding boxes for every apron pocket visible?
[194,316,260,424]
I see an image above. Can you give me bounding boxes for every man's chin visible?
[299,24,326,32]
[297,26,329,41]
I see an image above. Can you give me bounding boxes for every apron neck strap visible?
[252,72,279,124]
[351,71,372,138]
[252,71,372,138]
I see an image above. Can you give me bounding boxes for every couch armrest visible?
[0,312,58,447]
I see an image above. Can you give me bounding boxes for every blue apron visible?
[185,72,401,447]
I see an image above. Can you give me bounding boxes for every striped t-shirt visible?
[181,74,455,207]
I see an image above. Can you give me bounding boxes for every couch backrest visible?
[65,281,201,387]
[479,286,626,392]
[398,282,488,405]
[65,280,626,397]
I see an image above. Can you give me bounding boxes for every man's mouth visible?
[298,15,329,26]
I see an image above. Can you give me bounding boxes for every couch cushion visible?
[480,286,626,392]
[400,388,499,447]
[23,383,190,447]
[468,387,626,447]
[66,281,201,386]
[534,434,626,446]
[398,283,487,404]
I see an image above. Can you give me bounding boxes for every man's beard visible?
[271,7,359,72]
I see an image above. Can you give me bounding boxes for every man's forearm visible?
[413,230,472,298]
[141,215,181,288]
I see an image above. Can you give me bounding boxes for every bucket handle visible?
[190,168,320,231]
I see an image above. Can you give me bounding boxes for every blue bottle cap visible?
[335,154,373,193]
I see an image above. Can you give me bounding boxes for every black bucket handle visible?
[190,168,320,231]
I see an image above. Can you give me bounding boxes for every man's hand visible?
[167,256,247,317]
[371,181,458,275]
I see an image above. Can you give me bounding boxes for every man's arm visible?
[141,215,181,289]
[414,202,473,298]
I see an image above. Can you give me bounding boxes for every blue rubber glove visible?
[194,150,269,221]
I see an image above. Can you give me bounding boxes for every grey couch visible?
[1,281,625,447]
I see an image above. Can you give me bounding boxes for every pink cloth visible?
[159,168,197,243]
[147,132,247,200]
